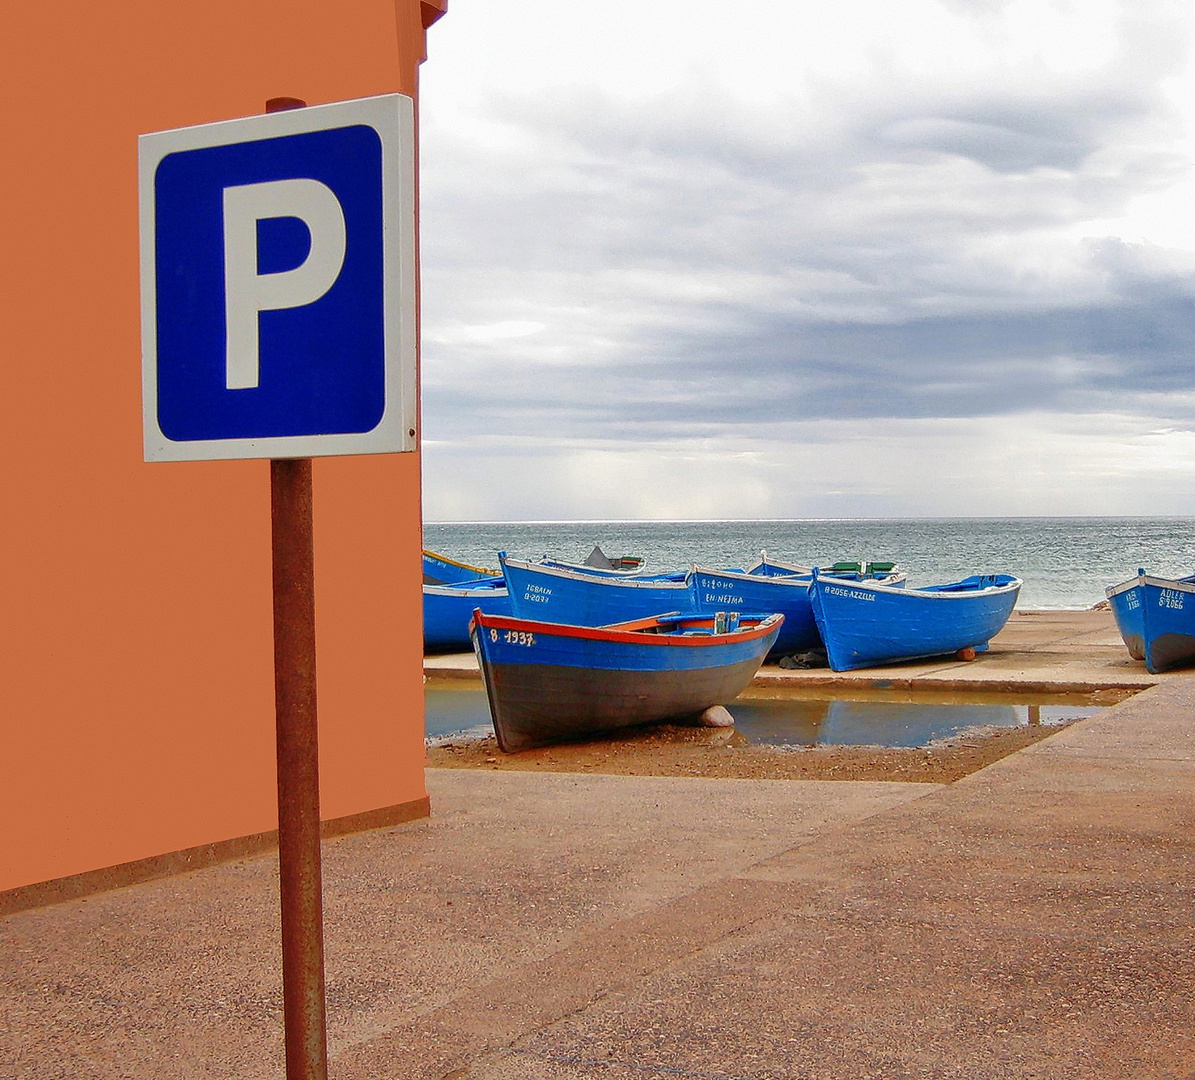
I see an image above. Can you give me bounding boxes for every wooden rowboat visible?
[469,609,783,752]
[422,548,496,585]
[423,579,510,653]
[1106,570,1195,673]
[809,570,1021,672]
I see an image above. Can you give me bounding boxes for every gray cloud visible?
[422,279,1195,446]
[422,77,1186,315]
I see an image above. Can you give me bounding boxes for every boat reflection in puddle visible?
[426,681,1129,750]
[425,683,496,742]
[728,693,1103,749]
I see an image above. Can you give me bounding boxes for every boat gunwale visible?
[1105,576,1143,600]
[1138,574,1195,596]
[814,573,1022,601]
[694,564,908,589]
[424,581,509,598]
[538,557,650,577]
[500,553,693,591]
[1107,573,1195,600]
[423,548,496,576]
[503,554,909,595]
[744,555,814,576]
[470,608,784,648]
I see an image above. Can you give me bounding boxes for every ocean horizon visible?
[424,516,1195,611]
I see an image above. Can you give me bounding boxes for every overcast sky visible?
[417,0,1195,521]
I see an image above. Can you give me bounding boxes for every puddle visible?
[728,697,1092,748]
[426,681,1132,749]
[425,683,496,742]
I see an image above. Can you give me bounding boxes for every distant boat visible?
[534,544,650,578]
[423,548,496,585]
[1106,570,1195,673]
[809,570,1022,672]
[746,553,900,579]
[535,561,683,583]
[424,579,511,653]
[578,543,645,572]
[470,608,784,752]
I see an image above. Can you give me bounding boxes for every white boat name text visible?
[491,628,536,646]
[826,586,877,601]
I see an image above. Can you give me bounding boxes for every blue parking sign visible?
[139,95,416,461]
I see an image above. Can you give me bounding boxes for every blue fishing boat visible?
[1106,570,1195,673]
[423,579,511,652]
[503,552,905,659]
[537,558,661,578]
[470,608,784,751]
[746,553,900,579]
[809,570,1022,672]
[553,544,646,574]
[690,563,907,658]
[423,548,496,585]
[501,553,698,626]
[1107,571,1148,662]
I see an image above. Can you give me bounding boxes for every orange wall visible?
[0,0,444,892]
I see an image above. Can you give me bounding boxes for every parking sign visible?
[138,94,416,461]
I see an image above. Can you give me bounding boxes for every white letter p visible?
[222,178,347,390]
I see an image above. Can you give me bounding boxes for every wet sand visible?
[427,717,1084,783]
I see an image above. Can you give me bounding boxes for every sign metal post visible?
[265,94,327,1080]
[270,450,326,1079]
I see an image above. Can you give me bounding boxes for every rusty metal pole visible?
[266,95,328,1080]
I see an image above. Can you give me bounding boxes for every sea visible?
[423,516,1195,611]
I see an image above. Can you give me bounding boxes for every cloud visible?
[421,410,1195,520]
[418,0,1195,519]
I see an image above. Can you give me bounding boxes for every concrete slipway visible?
[2,611,1193,1078]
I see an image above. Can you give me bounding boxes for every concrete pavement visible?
[4,611,1194,1078]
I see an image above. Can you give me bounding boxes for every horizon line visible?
[424,513,1191,525]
